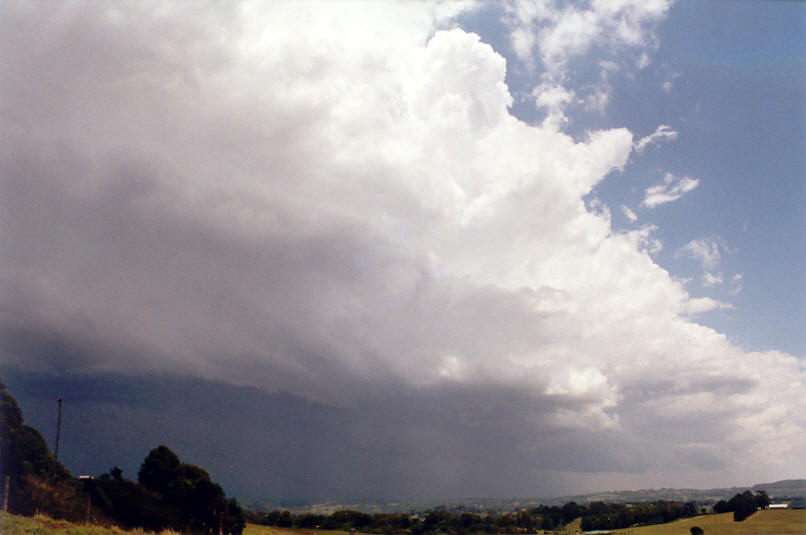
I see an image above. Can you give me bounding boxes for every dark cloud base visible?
[3,368,641,501]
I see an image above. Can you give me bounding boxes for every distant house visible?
[769,503,789,509]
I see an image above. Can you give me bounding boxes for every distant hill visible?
[753,479,806,491]
[540,479,806,507]
[247,479,806,514]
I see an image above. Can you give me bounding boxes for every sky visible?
[1,1,804,502]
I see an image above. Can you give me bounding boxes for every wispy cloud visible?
[505,0,672,72]
[702,271,724,288]
[635,125,678,152]
[730,273,744,295]
[643,173,700,208]
[506,0,672,117]
[676,238,724,270]
[621,205,638,223]
[684,297,733,315]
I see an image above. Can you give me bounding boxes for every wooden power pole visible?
[55,397,63,461]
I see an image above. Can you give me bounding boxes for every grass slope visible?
[0,514,365,535]
[609,510,805,535]
[0,512,163,535]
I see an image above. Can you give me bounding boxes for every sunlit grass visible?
[0,512,180,535]
[0,514,364,535]
[608,509,805,535]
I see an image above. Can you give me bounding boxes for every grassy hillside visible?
[0,514,364,535]
[0,512,156,535]
[609,509,805,535]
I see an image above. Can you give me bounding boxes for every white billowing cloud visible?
[1,0,803,492]
[636,124,678,152]
[620,205,638,222]
[623,224,663,255]
[643,173,700,207]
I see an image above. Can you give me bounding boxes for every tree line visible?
[0,380,244,534]
[261,499,702,534]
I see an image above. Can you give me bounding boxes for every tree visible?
[729,490,758,522]
[0,380,72,515]
[226,498,245,535]
[110,466,123,480]
[561,501,583,523]
[713,499,730,514]
[756,490,771,510]
[137,445,241,535]
[138,445,180,496]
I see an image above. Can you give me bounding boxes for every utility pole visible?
[55,397,63,461]
[2,474,9,511]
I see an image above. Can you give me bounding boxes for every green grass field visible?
[607,509,805,535]
[2,510,803,535]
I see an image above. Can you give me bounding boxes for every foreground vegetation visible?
[1,381,244,535]
[0,512,165,535]
[2,510,804,535]
[0,515,370,535]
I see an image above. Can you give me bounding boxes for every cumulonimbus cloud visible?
[0,1,803,491]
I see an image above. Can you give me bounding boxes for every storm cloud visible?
[1,1,804,498]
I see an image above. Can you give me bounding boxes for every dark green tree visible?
[138,445,180,495]
[713,499,730,513]
[226,498,246,535]
[756,490,771,510]
[730,490,758,522]
[0,380,72,515]
[561,501,583,523]
[110,466,123,480]
[137,445,242,535]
